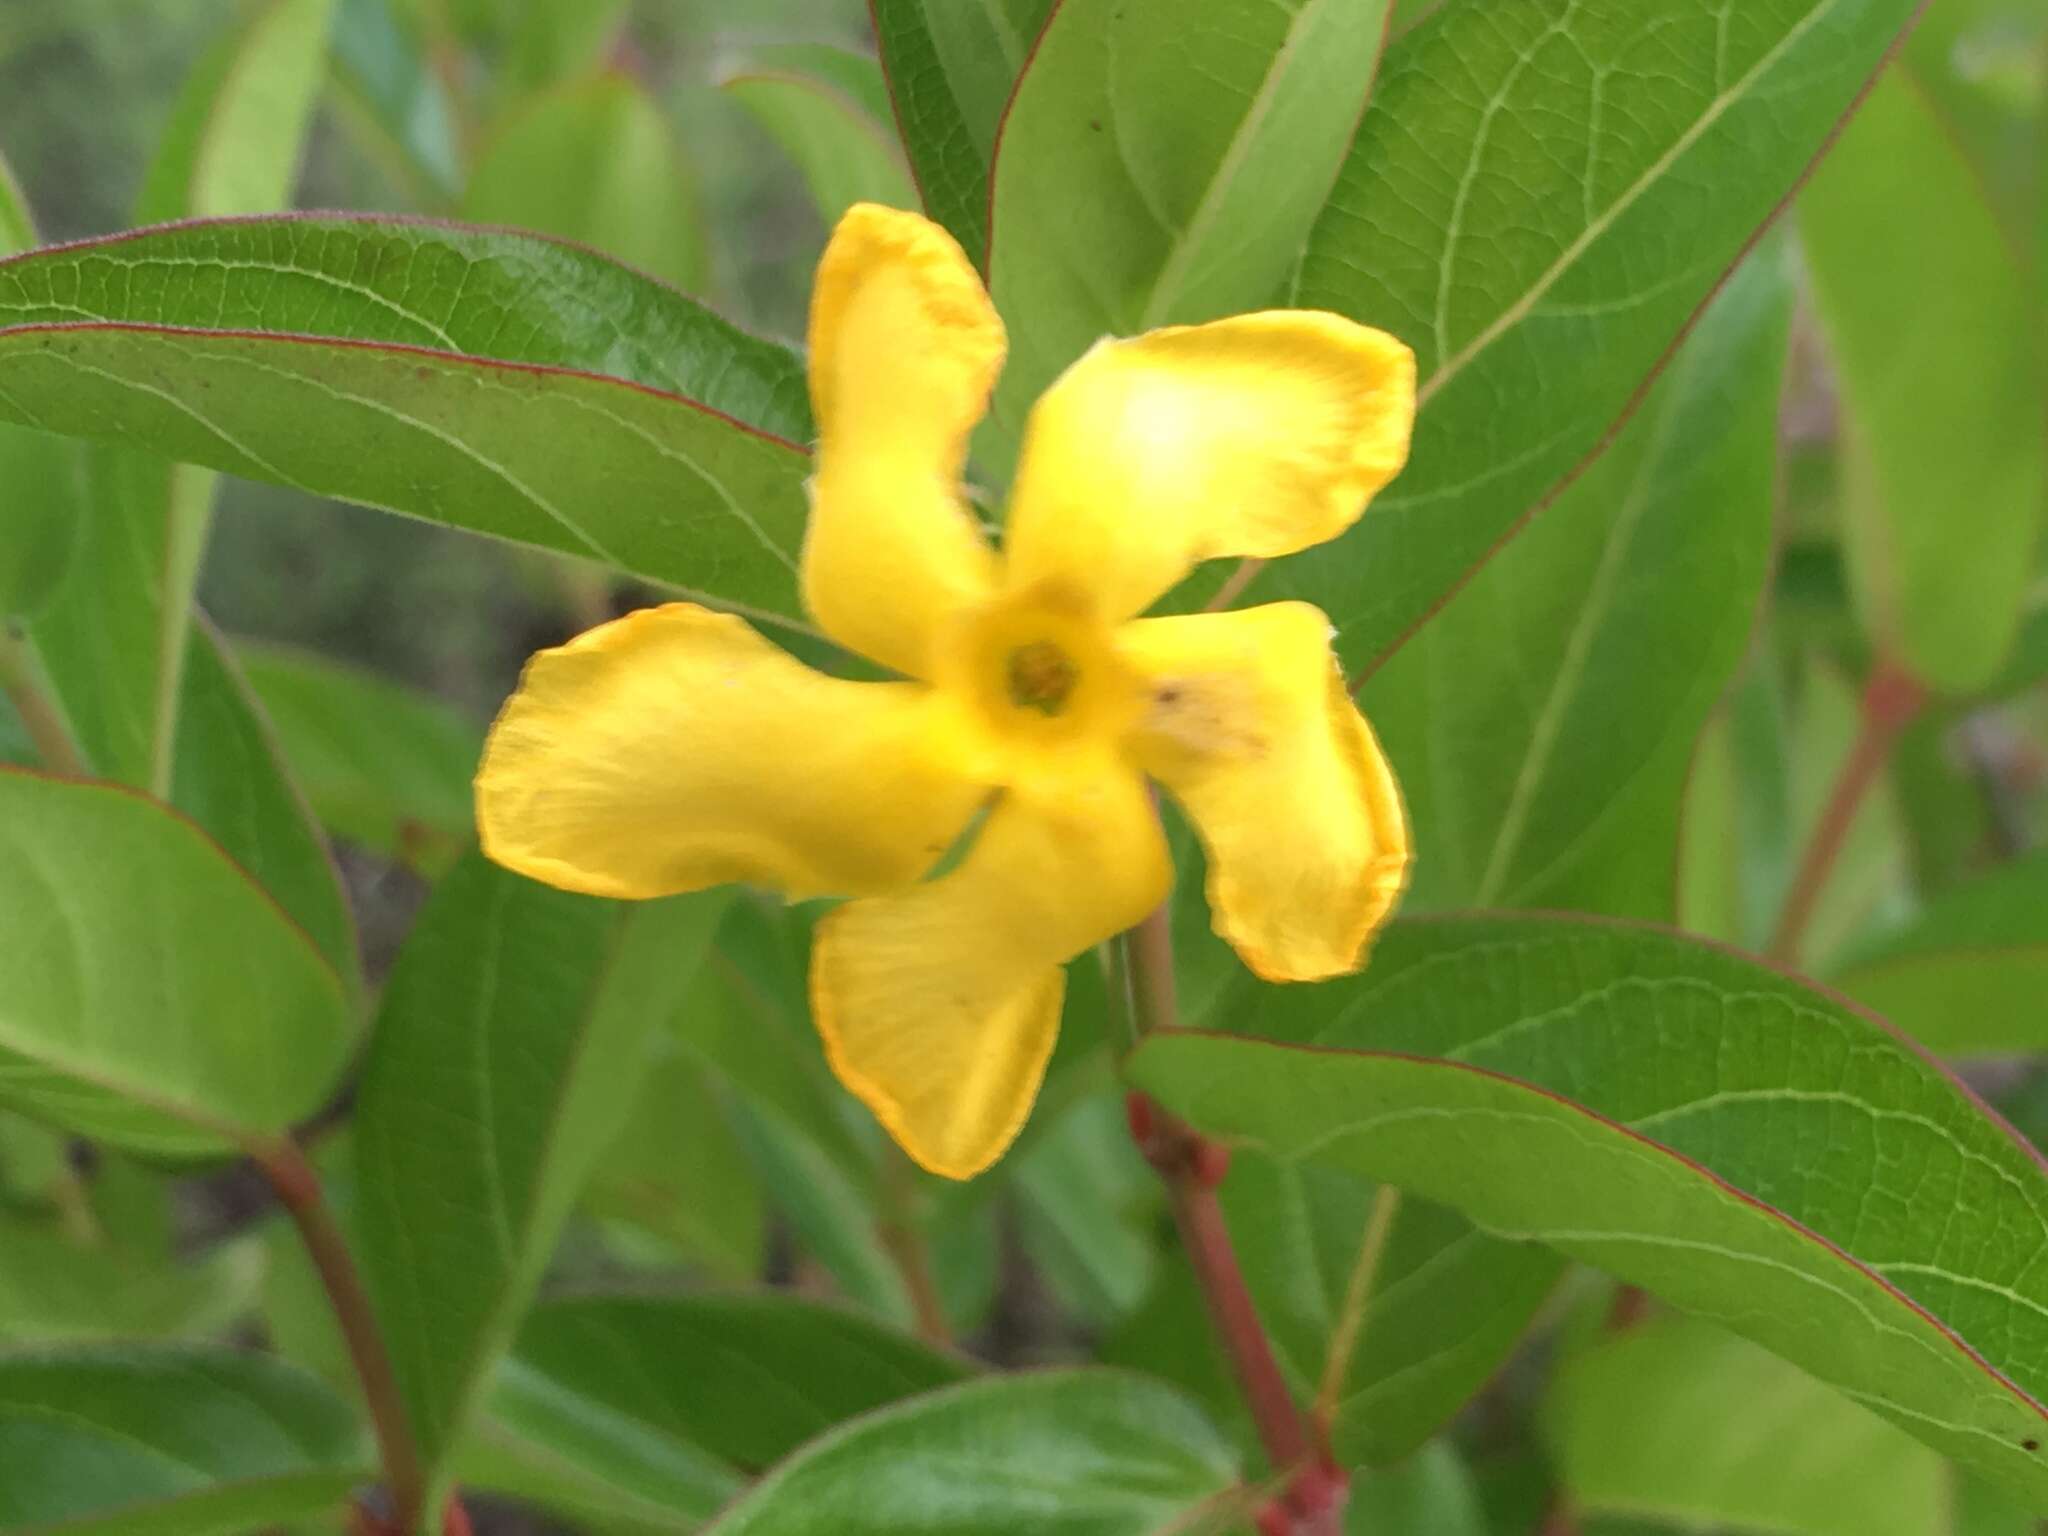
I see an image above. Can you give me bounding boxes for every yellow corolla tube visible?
[476,203,1418,1180]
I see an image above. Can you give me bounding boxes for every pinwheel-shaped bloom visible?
[477,204,1417,1179]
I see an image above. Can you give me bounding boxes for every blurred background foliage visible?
[0,0,2044,1533]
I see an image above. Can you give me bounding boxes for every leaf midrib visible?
[1413,0,1847,409]
[1135,0,1339,331]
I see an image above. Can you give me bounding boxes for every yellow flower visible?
[476,204,1416,1180]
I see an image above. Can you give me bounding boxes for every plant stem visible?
[878,1147,952,1347]
[1765,657,1926,967]
[1168,1173,1314,1471]
[250,1135,428,1535]
[1120,906,1343,1536]
[0,623,84,776]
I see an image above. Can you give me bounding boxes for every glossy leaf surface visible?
[1262,0,1923,677]
[1363,239,1789,914]
[0,218,815,628]
[1133,915,2048,1506]
[703,1370,1241,1535]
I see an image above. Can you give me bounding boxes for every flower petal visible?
[804,203,1006,677]
[477,603,985,901]
[1004,312,1415,620]
[811,762,1168,1178]
[1119,603,1410,981]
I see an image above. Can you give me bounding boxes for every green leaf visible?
[702,1370,1241,1535]
[0,411,83,622]
[0,1344,364,1535]
[983,0,1392,459]
[1130,914,2048,1507]
[1362,239,1790,915]
[329,0,462,202]
[0,770,352,1156]
[465,74,705,292]
[1350,1441,1488,1536]
[1832,854,2048,1056]
[1545,1313,1955,1536]
[1012,1093,1161,1329]
[676,900,913,1325]
[352,851,726,1506]
[1681,660,1910,970]
[1896,0,2044,272]
[1801,72,2046,694]
[1220,1154,1562,1466]
[457,1422,725,1536]
[0,149,32,254]
[0,215,811,436]
[0,149,77,621]
[25,0,335,790]
[481,0,631,100]
[868,0,1056,265]
[1267,0,1923,678]
[0,1214,262,1345]
[460,1289,971,1533]
[723,46,919,226]
[135,0,336,223]
[580,1041,766,1282]
[509,1292,972,1473]
[171,622,360,996]
[25,452,210,791]
[237,640,479,871]
[0,217,815,629]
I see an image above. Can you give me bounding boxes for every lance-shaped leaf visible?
[352,853,727,1508]
[1832,854,2048,1057]
[0,1344,365,1535]
[521,1293,967,1468]
[1223,1154,1562,1468]
[135,0,334,224]
[236,640,480,871]
[0,150,79,621]
[456,1294,966,1531]
[57,0,337,798]
[464,73,705,291]
[1802,72,2046,695]
[703,1370,1241,1536]
[1544,1313,2033,1536]
[460,1292,970,1530]
[1252,0,1924,678]
[1364,238,1790,915]
[982,0,1393,457]
[724,44,918,225]
[867,0,1056,265]
[1130,915,2048,1508]
[328,0,462,203]
[171,623,359,994]
[0,770,352,1156]
[0,216,815,628]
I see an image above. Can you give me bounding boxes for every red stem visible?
[251,1136,430,1535]
[1169,1175,1313,1471]
[1765,657,1926,967]
[1122,906,1344,1536]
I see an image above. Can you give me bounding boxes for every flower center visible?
[1006,641,1078,716]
